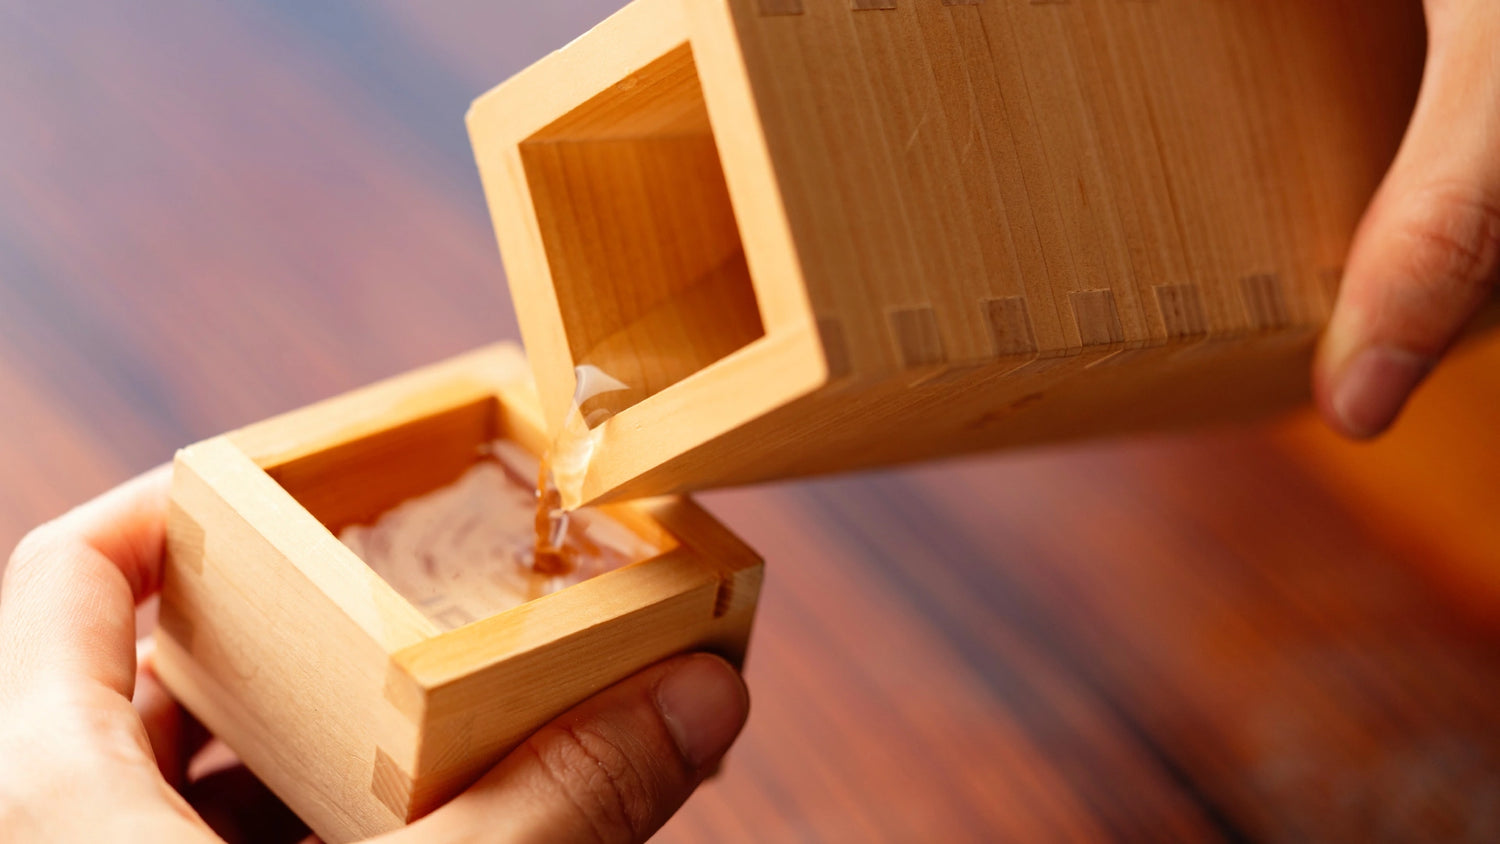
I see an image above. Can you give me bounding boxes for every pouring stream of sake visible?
[533,364,631,565]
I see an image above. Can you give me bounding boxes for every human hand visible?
[1314,0,1500,438]
[0,468,749,843]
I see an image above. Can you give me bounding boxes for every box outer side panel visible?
[717,0,1422,374]
[155,440,423,842]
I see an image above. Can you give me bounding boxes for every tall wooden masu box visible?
[156,0,1425,840]
[154,346,763,840]
[469,0,1423,505]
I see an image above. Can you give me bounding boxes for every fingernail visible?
[1330,346,1433,438]
[654,654,748,770]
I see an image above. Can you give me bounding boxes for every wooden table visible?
[2,3,1496,841]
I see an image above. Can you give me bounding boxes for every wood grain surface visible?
[1,2,1497,842]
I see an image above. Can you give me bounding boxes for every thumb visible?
[1314,0,1500,438]
[383,653,748,844]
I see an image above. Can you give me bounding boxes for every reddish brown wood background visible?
[2,2,1498,841]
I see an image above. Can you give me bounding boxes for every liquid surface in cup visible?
[340,440,660,631]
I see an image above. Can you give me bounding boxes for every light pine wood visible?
[154,343,763,842]
[468,0,1426,505]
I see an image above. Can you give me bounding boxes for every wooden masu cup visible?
[153,343,763,842]
[468,0,1424,506]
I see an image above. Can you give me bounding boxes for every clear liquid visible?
[530,363,631,566]
[338,367,642,630]
[531,455,569,576]
[340,440,658,631]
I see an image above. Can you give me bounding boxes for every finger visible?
[386,653,749,844]
[133,637,212,788]
[1314,0,1500,437]
[0,465,170,696]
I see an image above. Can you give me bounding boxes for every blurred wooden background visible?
[2,2,1498,841]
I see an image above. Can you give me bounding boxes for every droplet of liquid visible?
[531,458,571,577]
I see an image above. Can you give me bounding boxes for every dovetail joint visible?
[167,502,207,575]
[1240,273,1290,331]
[372,748,414,821]
[1070,289,1125,348]
[817,316,854,380]
[888,306,946,367]
[1153,284,1208,341]
[713,577,735,619]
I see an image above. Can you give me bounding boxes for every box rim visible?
[197,343,759,666]
[466,0,831,505]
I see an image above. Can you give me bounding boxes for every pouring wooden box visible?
[152,344,763,842]
[468,0,1422,505]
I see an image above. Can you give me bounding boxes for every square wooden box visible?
[467,0,1422,505]
[152,343,763,842]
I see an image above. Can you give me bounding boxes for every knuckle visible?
[4,523,66,593]
[63,695,154,768]
[1392,183,1500,300]
[528,721,656,844]
[9,523,59,568]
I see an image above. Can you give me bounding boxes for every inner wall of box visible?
[518,42,765,420]
[265,397,499,536]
